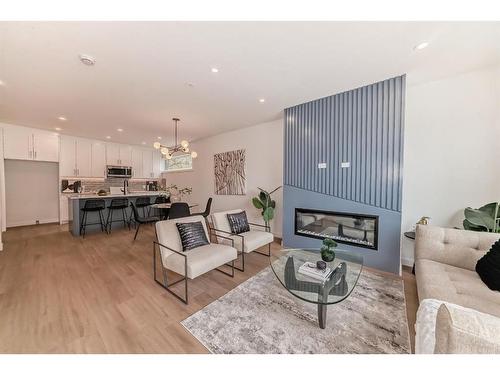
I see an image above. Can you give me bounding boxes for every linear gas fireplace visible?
[295,208,379,250]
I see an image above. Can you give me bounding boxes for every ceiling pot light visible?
[0,80,5,86]
[157,136,162,140]
[117,128,123,132]
[58,116,67,121]
[153,142,161,149]
[79,54,96,66]
[141,141,146,145]
[211,67,219,73]
[414,42,429,51]
[259,98,265,103]
[55,127,62,131]
[106,136,111,139]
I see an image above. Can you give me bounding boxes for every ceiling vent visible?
[79,54,96,66]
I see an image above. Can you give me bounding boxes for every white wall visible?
[165,119,284,236]
[4,160,60,227]
[401,65,500,265]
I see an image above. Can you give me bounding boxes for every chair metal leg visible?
[80,211,87,237]
[98,210,105,233]
[215,260,235,277]
[133,223,141,241]
[233,250,245,272]
[152,243,188,304]
[121,208,129,230]
[107,209,114,233]
[254,242,272,257]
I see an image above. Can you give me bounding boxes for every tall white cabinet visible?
[3,126,59,162]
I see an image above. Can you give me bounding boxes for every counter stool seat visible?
[105,198,130,233]
[80,199,106,237]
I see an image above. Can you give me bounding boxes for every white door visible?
[153,150,162,177]
[75,138,92,177]
[91,141,106,178]
[33,130,59,162]
[142,149,153,178]
[131,147,143,178]
[119,145,133,166]
[3,126,32,160]
[59,136,77,177]
[106,143,120,165]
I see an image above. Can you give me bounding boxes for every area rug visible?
[181,266,410,354]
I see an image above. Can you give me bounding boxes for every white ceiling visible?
[0,22,499,146]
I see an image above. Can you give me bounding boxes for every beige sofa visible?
[414,225,500,353]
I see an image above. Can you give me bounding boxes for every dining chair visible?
[191,197,212,218]
[169,202,191,219]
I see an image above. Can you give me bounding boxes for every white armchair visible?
[153,215,238,304]
[210,209,274,272]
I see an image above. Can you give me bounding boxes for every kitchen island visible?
[68,192,164,236]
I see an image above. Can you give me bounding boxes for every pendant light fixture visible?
[153,118,198,160]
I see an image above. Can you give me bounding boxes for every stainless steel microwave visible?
[106,165,132,178]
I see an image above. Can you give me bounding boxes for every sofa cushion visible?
[416,258,500,318]
[176,221,209,251]
[227,211,250,234]
[155,215,209,257]
[163,243,237,279]
[476,239,500,291]
[211,209,242,234]
[231,230,274,253]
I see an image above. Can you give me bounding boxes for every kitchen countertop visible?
[67,191,164,200]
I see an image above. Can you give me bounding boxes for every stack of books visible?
[298,262,334,282]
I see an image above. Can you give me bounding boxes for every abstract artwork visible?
[214,149,246,195]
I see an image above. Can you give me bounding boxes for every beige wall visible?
[165,119,284,236]
[401,65,500,265]
[4,160,60,227]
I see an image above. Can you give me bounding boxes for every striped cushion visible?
[227,211,250,234]
[176,221,209,251]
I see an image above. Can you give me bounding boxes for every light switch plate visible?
[318,163,327,169]
[341,161,350,168]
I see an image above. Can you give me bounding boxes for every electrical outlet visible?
[318,163,327,169]
[341,161,350,168]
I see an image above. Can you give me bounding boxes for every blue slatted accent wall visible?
[284,75,405,212]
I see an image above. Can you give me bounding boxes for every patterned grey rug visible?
[181,267,410,354]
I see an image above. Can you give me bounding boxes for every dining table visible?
[149,202,199,220]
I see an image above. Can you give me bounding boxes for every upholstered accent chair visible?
[210,209,274,272]
[154,215,238,304]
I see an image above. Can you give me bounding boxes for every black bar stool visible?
[129,196,151,225]
[105,198,130,233]
[79,199,106,238]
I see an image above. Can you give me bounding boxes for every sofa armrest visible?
[434,303,500,354]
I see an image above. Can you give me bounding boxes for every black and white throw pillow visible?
[476,238,500,291]
[176,221,209,251]
[227,211,250,234]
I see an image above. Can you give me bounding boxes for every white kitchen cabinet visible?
[59,136,77,177]
[75,138,92,177]
[3,126,59,162]
[106,143,132,166]
[142,149,154,178]
[153,149,163,177]
[131,147,143,178]
[91,141,106,178]
[59,195,70,224]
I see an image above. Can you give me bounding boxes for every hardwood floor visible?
[0,223,418,353]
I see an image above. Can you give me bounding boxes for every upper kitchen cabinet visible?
[59,136,92,177]
[91,141,106,178]
[3,126,59,162]
[106,143,132,166]
[131,147,143,178]
[153,149,163,177]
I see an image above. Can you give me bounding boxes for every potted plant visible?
[463,202,500,233]
[252,186,282,229]
[320,238,337,262]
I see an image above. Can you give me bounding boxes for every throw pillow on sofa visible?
[476,238,500,291]
[176,221,209,251]
[227,211,250,234]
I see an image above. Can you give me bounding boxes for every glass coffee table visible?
[270,248,363,329]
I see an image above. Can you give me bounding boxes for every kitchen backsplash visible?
[62,178,164,193]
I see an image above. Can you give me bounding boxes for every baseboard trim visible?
[7,218,60,228]
[401,257,414,267]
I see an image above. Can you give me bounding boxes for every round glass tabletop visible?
[270,248,363,305]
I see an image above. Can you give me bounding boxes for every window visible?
[164,154,193,172]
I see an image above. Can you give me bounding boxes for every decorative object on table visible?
[320,238,337,262]
[316,260,326,270]
[214,149,246,195]
[227,211,250,234]
[463,202,500,233]
[416,216,431,225]
[475,238,500,291]
[97,189,107,196]
[178,187,193,201]
[298,261,334,282]
[153,118,198,160]
[251,186,282,227]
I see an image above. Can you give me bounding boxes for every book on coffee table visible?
[298,262,334,282]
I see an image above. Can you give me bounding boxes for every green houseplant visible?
[463,202,500,233]
[320,238,338,262]
[252,186,282,228]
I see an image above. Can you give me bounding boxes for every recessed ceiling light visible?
[157,136,162,140]
[211,67,219,73]
[259,98,266,103]
[79,54,96,66]
[117,128,123,132]
[414,42,429,51]
[187,82,195,87]
[58,116,67,121]
[55,127,62,131]
[0,80,5,86]
[141,141,146,145]
[106,136,111,139]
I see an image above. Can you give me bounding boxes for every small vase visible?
[320,247,336,262]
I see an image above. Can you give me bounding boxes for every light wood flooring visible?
[0,223,418,353]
